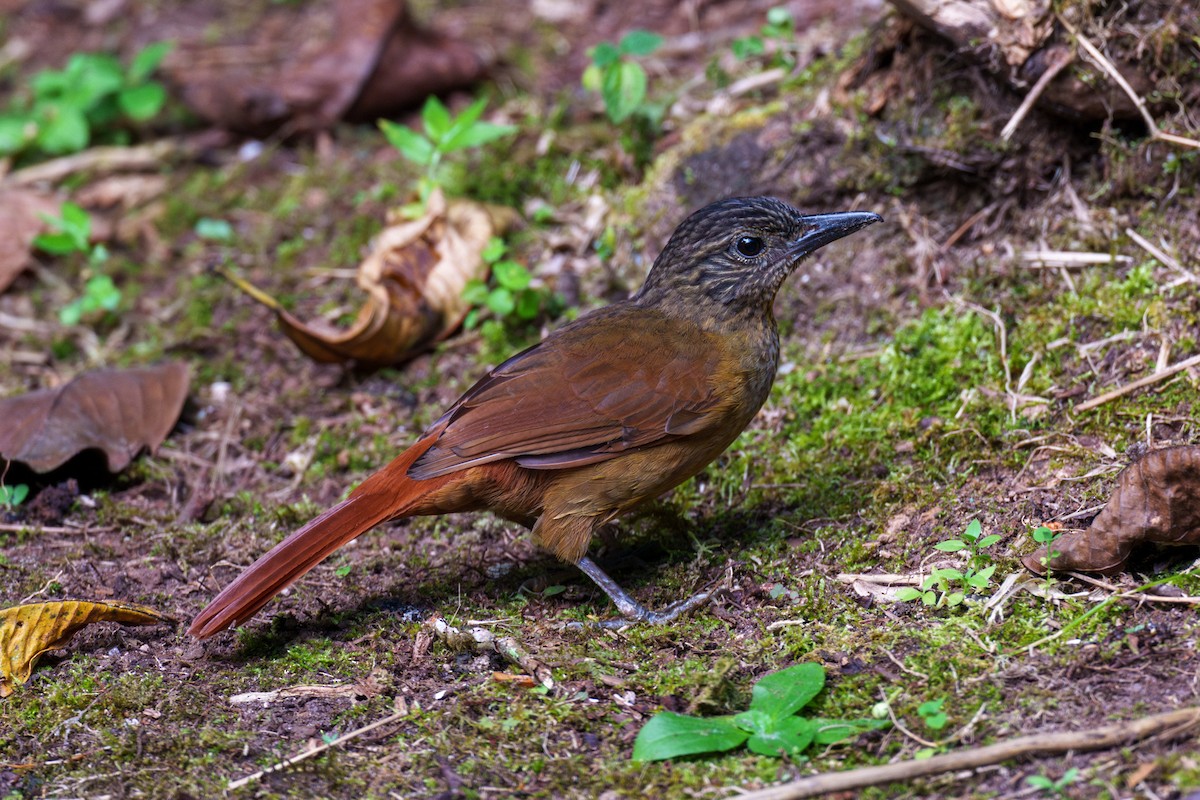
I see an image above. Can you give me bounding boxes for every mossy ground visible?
[3,2,1200,798]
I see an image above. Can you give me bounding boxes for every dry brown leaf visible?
[0,600,172,697]
[162,0,484,136]
[224,191,515,367]
[0,362,190,473]
[0,187,62,294]
[1024,446,1200,575]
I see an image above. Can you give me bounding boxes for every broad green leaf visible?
[964,519,982,540]
[731,36,765,60]
[65,53,123,110]
[732,709,773,735]
[36,105,89,154]
[946,592,965,606]
[601,61,646,123]
[60,201,91,236]
[85,275,121,311]
[589,42,620,69]
[438,96,489,148]
[441,120,517,153]
[486,287,515,316]
[932,567,963,581]
[421,96,452,141]
[492,260,531,290]
[811,717,889,745]
[894,587,923,602]
[746,716,816,757]
[378,120,435,166]
[129,42,173,82]
[117,83,166,120]
[977,534,1002,548]
[33,231,80,256]
[749,663,825,719]
[933,539,965,552]
[631,712,747,761]
[618,30,663,56]
[918,698,947,730]
[0,484,29,508]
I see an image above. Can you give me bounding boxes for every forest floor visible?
[2,1,1200,798]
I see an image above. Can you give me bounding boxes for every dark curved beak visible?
[789,211,882,257]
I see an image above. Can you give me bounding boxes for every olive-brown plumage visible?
[189,197,880,638]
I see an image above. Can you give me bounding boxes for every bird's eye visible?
[735,235,765,258]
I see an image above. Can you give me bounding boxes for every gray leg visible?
[576,556,718,627]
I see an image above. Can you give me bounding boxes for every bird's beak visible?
[789,211,882,257]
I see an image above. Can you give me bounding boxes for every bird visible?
[189,196,881,638]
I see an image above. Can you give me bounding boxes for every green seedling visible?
[731,7,797,66]
[0,484,29,509]
[379,96,516,209]
[631,663,886,761]
[1026,767,1080,797]
[462,237,550,328]
[0,43,171,162]
[1031,525,1063,567]
[582,30,664,125]
[917,697,948,731]
[896,519,1000,608]
[34,202,122,326]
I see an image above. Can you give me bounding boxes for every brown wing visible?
[408,305,729,479]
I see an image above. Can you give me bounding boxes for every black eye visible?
[735,235,765,258]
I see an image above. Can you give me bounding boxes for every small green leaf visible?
[601,61,647,123]
[34,231,82,256]
[963,519,982,540]
[945,592,965,607]
[932,567,963,581]
[918,698,947,730]
[1032,526,1058,544]
[462,279,491,305]
[129,42,173,82]
[977,534,1002,548]
[766,7,793,27]
[515,289,541,320]
[631,712,748,761]
[618,30,663,56]
[581,64,603,92]
[421,96,453,141]
[541,584,566,597]
[933,539,965,552]
[0,116,32,155]
[590,42,620,68]
[481,237,507,263]
[64,53,123,109]
[492,260,531,291]
[894,587,923,602]
[117,82,166,120]
[379,120,435,166]
[746,716,816,757]
[1025,775,1054,789]
[486,287,515,316]
[441,120,517,153]
[921,590,936,605]
[59,300,83,326]
[0,484,29,508]
[811,717,889,745]
[731,36,765,59]
[195,218,234,241]
[36,104,89,154]
[749,663,825,720]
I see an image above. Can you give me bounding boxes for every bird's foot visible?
[571,555,725,629]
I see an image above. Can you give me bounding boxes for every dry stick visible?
[1125,227,1200,284]
[1074,352,1200,412]
[3,136,202,186]
[1059,18,1200,151]
[227,709,407,790]
[732,706,1200,800]
[1000,48,1074,141]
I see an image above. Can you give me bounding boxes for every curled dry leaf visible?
[1024,446,1200,575]
[0,362,190,473]
[223,191,516,367]
[0,187,63,294]
[0,600,172,697]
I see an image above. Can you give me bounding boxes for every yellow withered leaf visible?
[221,189,516,367]
[0,600,173,697]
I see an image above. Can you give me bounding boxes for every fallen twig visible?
[1001,47,1073,141]
[731,706,1200,800]
[3,136,210,186]
[1074,352,1200,412]
[227,708,407,790]
[428,615,555,689]
[1125,227,1199,284]
[1020,250,1131,268]
[1059,18,1200,151]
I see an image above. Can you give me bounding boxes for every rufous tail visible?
[188,435,446,639]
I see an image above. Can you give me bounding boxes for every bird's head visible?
[636,196,881,319]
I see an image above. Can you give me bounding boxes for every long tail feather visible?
[189,435,445,639]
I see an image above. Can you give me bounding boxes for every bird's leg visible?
[576,555,719,627]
